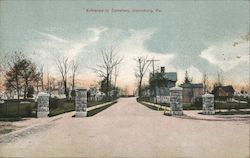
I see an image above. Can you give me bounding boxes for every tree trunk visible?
[138,78,142,98]
[72,74,75,90]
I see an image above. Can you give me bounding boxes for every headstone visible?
[37,92,50,118]
[75,89,87,117]
[202,93,215,115]
[170,86,183,115]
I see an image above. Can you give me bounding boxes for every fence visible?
[0,100,37,118]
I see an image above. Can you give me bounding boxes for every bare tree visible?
[56,56,69,97]
[113,64,120,88]
[93,47,122,97]
[71,60,79,90]
[214,70,224,87]
[40,65,44,91]
[202,73,208,93]
[134,56,151,98]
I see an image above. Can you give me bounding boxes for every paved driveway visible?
[0,98,249,157]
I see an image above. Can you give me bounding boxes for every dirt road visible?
[0,98,249,157]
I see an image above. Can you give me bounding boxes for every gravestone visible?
[170,86,183,115]
[202,93,215,115]
[37,92,50,118]
[75,89,87,117]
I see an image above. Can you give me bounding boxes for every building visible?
[149,67,177,103]
[212,85,235,101]
[179,82,204,103]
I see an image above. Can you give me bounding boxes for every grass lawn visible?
[215,110,250,115]
[0,101,36,118]
[87,101,117,117]
[138,101,164,111]
[49,99,115,117]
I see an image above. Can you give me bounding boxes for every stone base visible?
[170,111,183,115]
[203,110,215,115]
[37,112,48,118]
[75,111,87,117]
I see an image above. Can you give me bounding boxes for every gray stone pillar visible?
[202,93,215,115]
[37,92,50,118]
[75,89,87,117]
[170,86,183,115]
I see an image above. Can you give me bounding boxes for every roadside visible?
[0,100,117,138]
[138,100,250,121]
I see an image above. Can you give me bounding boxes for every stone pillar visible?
[37,92,50,118]
[75,89,87,117]
[170,86,183,115]
[202,93,215,115]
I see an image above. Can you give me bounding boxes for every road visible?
[0,98,249,157]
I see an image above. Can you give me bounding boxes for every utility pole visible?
[147,58,160,104]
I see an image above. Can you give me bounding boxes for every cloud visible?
[199,40,248,72]
[37,32,68,43]
[177,65,203,84]
[115,29,176,89]
[87,27,108,42]
[28,27,108,77]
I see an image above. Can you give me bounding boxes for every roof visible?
[212,85,235,94]
[150,72,177,82]
[180,83,203,88]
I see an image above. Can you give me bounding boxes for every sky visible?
[0,0,249,92]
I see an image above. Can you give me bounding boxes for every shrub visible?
[24,105,33,116]
[49,98,65,109]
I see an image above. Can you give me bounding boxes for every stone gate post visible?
[170,86,183,115]
[75,89,87,117]
[202,93,215,115]
[37,92,50,118]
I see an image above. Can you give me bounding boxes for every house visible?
[179,82,204,103]
[212,85,235,101]
[149,67,177,103]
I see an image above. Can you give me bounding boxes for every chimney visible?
[160,66,165,73]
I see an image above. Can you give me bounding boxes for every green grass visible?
[88,100,110,107]
[215,110,250,115]
[215,102,250,110]
[0,128,14,135]
[138,101,164,111]
[49,101,75,117]
[87,101,117,117]
[49,100,114,117]
[0,101,36,118]
[183,104,202,110]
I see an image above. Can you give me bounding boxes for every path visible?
[0,98,249,157]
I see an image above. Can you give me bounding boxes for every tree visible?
[184,70,192,84]
[21,60,39,99]
[27,85,34,98]
[94,47,122,98]
[71,60,79,90]
[56,56,69,98]
[4,51,25,100]
[134,56,151,98]
[4,52,39,99]
[202,73,208,93]
[214,70,224,87]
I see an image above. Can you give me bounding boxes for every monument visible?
[170,86,183,115]
[37,92,50,118]
[75,89,87,117]
[202,93,215,115]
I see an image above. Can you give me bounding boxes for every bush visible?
[24,105,33,116]
[27,86,34,98]
[49,98,65,109]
